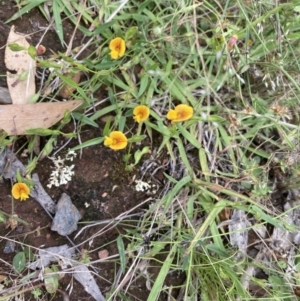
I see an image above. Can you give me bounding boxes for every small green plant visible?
[31,287,43,299]
[12,246,35,274]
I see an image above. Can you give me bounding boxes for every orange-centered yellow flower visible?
[133,105,150,123]
[104,131,128,150]
[166,104,193,122]
[12,183,30,201]
[109,37,126,59]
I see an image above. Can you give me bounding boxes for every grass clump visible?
[2,0,300,300]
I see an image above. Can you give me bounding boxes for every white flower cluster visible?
[47,150,76,188]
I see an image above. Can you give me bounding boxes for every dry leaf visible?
[0,100,83,135]
[0,275,7,282]
[6,214,18,230]
[5,25,36,105]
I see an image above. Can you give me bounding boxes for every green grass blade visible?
[146,242,177,301]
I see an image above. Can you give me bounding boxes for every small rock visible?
[98,249,109,259]
[0,87,12,104]
[51,193,81,236]
[3,241,15,253]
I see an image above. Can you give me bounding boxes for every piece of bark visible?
[73,265,105,301]
[30,173,56,214]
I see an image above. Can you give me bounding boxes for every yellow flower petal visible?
[166,109,178,121]
[133,105,150,123]
[109,37,126,59]
[12,183,30,201]
[110,50,119,60]
[104,131,128,150]
[166,104,193,122]
[104,136,113,146]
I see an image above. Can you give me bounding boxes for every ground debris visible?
[5,25,36,105]
[27,245,105,301]
[0,147,26,180]
[73,265,105,301]
[51,193,82,236]
[0,87,12,104]
[28,244,75,270]
[30,173,56,214]
[269,200,300,253]
[227,209,251,257]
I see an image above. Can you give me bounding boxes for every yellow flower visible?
[12,183,30,201]
[166,104,193,122]
[104,131,128,150]
[109,37,126,59]
[133,105,150,123]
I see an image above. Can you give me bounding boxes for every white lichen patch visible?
[135,180,151,192]
[135,180,158,195]
[47,150,76,188]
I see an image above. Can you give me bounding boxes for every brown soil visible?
[0,2,182,300]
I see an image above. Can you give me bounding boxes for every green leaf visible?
[56,72,79,89]
[52,0,64,45]
[13,252,26,274]
[176,123,201,149]
[294,6,300,12]
[72,112,99,128]
[134,146,150,165]
[28,45,37,58]
[138,75,149,97]
[117,236,126,274]
[103,117,112,137]
[24,247,35,262]
[127,135,147,143]
[44,266,59,294]
[164,176,191,210]
[0,211,6,223]
[92,21,114,36]
[147,243,178,301]
[71,137,104,151]
[125,26,138,40]
[250,205,285,230]
[28,93,40,104]
[31,288,43,298]
[123,153,131,164]
[25,128,61,136]
[8,43,26,51]
[90,103,124,121]
[5,0,47,23]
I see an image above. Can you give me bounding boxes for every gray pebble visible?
[51,193,81,236]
